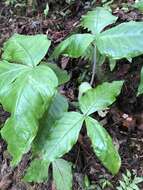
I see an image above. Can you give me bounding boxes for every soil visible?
[0,0,143,190]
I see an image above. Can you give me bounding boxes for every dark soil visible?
[0,0,143,190]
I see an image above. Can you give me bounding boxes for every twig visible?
[90,45,96,85]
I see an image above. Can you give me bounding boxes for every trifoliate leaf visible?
[96,21,143,59]
[81,7,118,34]
[2,34,51,66]
[51,34,95,59]
[79,81,123,115]
[53,159,73,190]
[86,116,121,174]
[0,60,58,165]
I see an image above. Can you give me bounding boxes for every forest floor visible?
[0,0,143,189]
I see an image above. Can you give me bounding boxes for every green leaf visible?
[134,176,143,184]
[79,81,123,115]
[81,44,94,61]
[132,0,143,12]
[51,34,95,59]
[78,82,92,100]
[33,93,69,153]
[24,159,49,183]
[24,94,68,183]
[96,21,143,59]
[48,93,69,119]
[53,159,73,190]
[85,116,121,174]
[0,61,58,165]
[81,7,118,34]
[138,66,143,95]
[46,62,70,85]
[44,3,49,16]
[33,112,84,162]
[2,34,51,66]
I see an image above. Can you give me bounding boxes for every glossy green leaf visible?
[81,7,118,34]
[96,21,143,59]
[33,93,69,154]
[0,61,58,165]
[46,62,70,85]
[51,34,94,59]
[24,159,49,183]
[24,94,68,183]
[79,81,123,115]
[33,112,84,162]
[53,159,73,190]
[86,116,121,174]
[138,66,143,95]
[2,34,51,66]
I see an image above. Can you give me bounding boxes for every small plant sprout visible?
[117,170,143,190]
